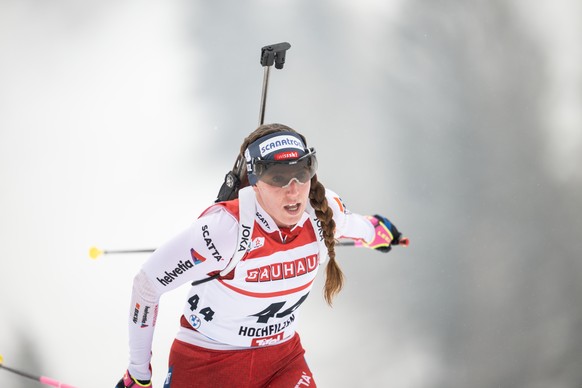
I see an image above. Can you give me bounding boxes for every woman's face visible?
[252,178,311,228]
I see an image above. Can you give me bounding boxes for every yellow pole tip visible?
[0,354,3,365]
[89,246,103,260]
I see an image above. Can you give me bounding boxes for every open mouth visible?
[284,203,300,212]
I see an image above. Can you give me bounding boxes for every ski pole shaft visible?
[336,237,410,248]
[90,240,363,259]
[89,246,155,259]
[0,355,77,388]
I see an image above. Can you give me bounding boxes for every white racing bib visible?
[181,187,325,347]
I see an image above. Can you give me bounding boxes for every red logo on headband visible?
[274,151,299,160]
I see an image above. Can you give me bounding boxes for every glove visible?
[356,214,409,253]
[115,370,152,388]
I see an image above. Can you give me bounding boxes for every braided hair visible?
[220,123,344,305]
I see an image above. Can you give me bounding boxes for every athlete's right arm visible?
[123,206,238,382]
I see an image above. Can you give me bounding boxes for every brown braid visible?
[232,123,343,305]
[308,174,343,305]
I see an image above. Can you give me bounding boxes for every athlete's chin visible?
[278,214,303,228]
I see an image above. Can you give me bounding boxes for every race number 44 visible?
[188,294,215,322]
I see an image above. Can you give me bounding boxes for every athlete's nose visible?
[283,177,302,193]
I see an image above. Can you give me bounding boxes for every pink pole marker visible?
[0,354,78,388]
[40,376,78,388]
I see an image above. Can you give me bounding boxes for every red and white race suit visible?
[126,188,375,381]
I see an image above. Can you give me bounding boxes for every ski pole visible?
[258,42,291,125]
[0,354,78,388]
[338,237,410,248]
[88,239,397,259]
[89,246,157,259]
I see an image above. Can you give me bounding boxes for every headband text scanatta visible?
[259,135,304,157]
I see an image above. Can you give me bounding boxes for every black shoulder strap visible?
[215,155,245,203]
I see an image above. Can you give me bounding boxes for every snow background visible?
[1,1,581,387]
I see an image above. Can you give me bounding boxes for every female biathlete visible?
[116,123,408,387]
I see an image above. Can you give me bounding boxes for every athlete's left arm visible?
[325,189,373,241]
[326,189,409,252]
